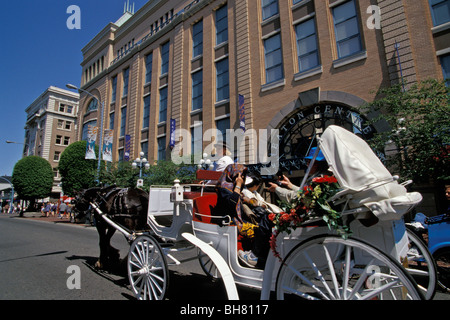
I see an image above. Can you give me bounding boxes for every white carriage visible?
[91,125,432,300]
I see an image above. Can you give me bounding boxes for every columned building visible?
[77,0,449,213]
[24,86,80,199]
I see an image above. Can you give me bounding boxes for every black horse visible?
[73,186,149,271]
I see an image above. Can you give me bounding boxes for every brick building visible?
[76,0,449,213]
[24,86,80,199]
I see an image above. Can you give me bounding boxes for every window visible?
[56,135,62,145]
[429,0,450,26]
[143,95,151,128]
[159,87,168,123]
[123,68,129,97]
[63,136,70,146]
[54,151,61,162]
[216,58,229,102]
[293,0,305,4]
[145,53,153,84]
[216,117,230,143]
[65,121,71,130]
[295,18,320,72]
[262,0,278,21]
[192,70,203,111]
[67,106,73,114]
[86,99,98,112]
[120,107,127,137]
[82,120,97,141]
[332,0,363,59]
[157,136,166,160]
[193,20,203,58]
[191,123,203,155]
[109,112,115,130]
[161,42,170,75]
[141,141,149,159]
[440,54,450,87]
[57,120,64,129]
[264,33,284,83]
[215,4,228,45]
[111,76,117,102]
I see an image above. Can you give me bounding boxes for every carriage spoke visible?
[360,278,400,300]
[322,245,341,299]
[342,245,351,299]
[282,285,320,300]
[287,264,330,300]
[346,258,375,300]
[303,251,336,300]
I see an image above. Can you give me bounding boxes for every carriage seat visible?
[193,193,234,226]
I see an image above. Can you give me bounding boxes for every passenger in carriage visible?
[268,147,329,203]
[214,141,234,172]
[238,172,280,268]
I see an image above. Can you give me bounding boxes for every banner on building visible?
[169,118,176,149]
[85,125,98,160]
[124,135,131,161]
[238,94,245,131]
[102,129,114,162]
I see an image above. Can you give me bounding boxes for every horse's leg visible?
[95,220,108,269]
[105,227,120,267]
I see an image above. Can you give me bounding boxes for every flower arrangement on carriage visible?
[269,175,351,261]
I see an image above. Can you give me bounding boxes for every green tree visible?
[58,141,98,196]
[12,156,53,207]
[100,160,196,192]
[365,79,449,183]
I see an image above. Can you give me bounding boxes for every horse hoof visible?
[95,260,103,269]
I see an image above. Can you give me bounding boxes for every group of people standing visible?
[40,201,72,218]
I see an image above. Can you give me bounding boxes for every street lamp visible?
[66,84,105,184]
[132,152,150,178]
[198,153,214,170]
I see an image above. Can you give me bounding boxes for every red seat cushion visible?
[193,194,218,224]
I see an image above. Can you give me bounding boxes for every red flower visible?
[312,175,338,184]
[268,213,276,221]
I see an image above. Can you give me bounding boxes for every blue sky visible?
[0,0,148,176]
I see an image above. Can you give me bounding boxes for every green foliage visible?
[99,161,139,188]
[58,141,98,196]
[143,160,196,188]
[365,79,450,183]
[12,156,53,200]
[100,160,196,191]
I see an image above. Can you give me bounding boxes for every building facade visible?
[77,0,449,212]
[24,86,80,199]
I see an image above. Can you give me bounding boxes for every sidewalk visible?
[1,211,92,226]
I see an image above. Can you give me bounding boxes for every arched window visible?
[86,99,98,113]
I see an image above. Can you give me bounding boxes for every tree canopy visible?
[58,141,98,196]
[365,79,449,184]
[12,156,53,200]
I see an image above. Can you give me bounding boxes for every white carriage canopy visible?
[318,125,422,221]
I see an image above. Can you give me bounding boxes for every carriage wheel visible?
[405,228,438,300]
[433,248,450,293]
[198,249,221,280]
[276,235,424,300]
[127,235,169,300]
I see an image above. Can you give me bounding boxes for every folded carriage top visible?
[319,125,422,221]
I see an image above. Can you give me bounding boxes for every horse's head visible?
[72,187,102,218]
